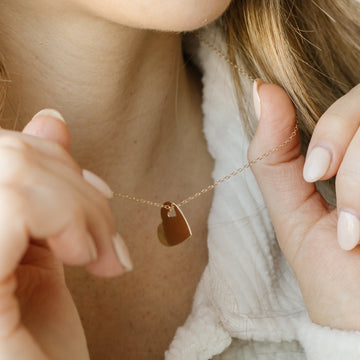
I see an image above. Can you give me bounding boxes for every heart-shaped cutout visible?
[157,201,192,246]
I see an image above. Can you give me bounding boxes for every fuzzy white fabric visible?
[165,26,360,360]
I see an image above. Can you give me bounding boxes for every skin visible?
[250,82,360,330]
[0,0,229,359]
[0,0,359,359]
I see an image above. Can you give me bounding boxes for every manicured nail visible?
[33,109,66,123]
[253,79,263,120]
[112,233,133,272]
[87,233,98,261]
[82,169,114,199]
[303,146,331,182]
[337,211,360,250]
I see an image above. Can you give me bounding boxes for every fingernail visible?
[253,79,263,120]
[87,233,98,261]
[82,169,114,199]
[112,233,133,272]
[303,146,331,182]
[33,109,66,123]
[337,211,360,250]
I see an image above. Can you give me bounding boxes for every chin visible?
[77,0,232,32]
[144,0,233,32]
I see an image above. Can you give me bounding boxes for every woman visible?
[0,0,359,359]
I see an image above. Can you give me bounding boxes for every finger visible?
[248,80,329,259]
[5,127,113,202]
[0,129,81,175]
[1,116,128,275]
[43,184,131,276]
[0,177,128,278]
[0,183,101,267]
[22,111,113,198]
[335,127,360,250]
[46,212,98,266]
[25,147,128,275]
[0,188,31,282]
[0,274,48,359]
[0,145,130,276]
[20,110,129,273]
[0,137,113,209]
[28,176,129,276]
[82,169,114,199]
[20,108,80,173]
[22,109,71,152]
[303,84,360,183]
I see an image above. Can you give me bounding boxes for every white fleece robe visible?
[165,23,360,360]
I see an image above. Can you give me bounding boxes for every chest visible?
[64,196,212,360]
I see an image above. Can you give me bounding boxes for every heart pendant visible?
[157,201,192,246]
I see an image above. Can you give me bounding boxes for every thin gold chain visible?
[113,124,298,210]
[194,33,256,82]
[113,35,299,210]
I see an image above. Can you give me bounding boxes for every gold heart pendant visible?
[157,201,192,246]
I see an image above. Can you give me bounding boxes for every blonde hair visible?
[0,2,359,143]
[221,0,360,148]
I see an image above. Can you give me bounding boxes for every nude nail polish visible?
[112,233,133,272]
[82,169,114,199]
[253,79,263,120]
[337,211,360,251]
[33,109,66,123]
[303,146,331,183]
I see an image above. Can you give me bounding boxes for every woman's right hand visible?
[0,109,132,359]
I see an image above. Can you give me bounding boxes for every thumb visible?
[249,80,326,253]
[22,109,71,152]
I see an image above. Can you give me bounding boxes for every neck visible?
[0,2,203,193]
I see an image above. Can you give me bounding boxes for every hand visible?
[249,81,360,331]
[0,110,132,359]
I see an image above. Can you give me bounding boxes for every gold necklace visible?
[112,33,298,247]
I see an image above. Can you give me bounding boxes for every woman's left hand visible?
[248,81,360,331]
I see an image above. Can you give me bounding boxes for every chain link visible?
[114,123,298,210]
[113,36,299,210]
[194,33,256,82]
[112,193,169,209]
